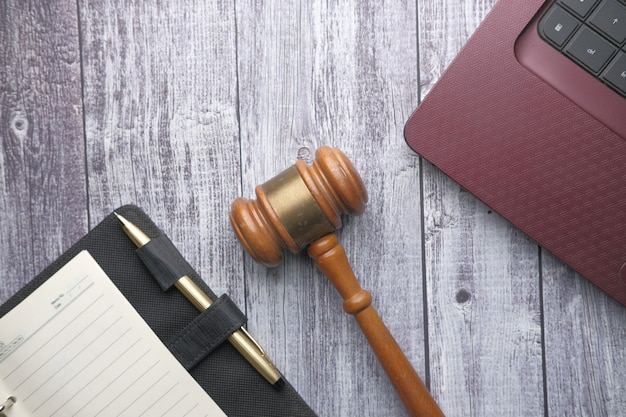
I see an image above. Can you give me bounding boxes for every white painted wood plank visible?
[78,0,246,305]
[235,1,423,415]
[0,0,87,304]
[543,252,626,416]
[418,0,496,98]
[421,173,545,416]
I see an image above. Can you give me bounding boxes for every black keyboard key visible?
[565,26,617,72]
[559,0,601,17]
[603,52,626,95]
[539,1,626,99]
[541,5,581,46]
[589,0,626,43]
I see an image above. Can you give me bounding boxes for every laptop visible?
[404,0,626,306]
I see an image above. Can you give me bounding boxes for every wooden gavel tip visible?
[229,198,283,267]
[314,147,368,216]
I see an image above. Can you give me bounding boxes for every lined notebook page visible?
[0,250,227,417]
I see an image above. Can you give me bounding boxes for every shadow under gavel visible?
[230,146,444,417]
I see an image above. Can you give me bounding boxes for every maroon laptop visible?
[404,0,626,305]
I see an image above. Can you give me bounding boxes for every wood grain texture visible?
[1,0,626,416]
[542,252,626,417]
[418,0,496,98]
[235,1,422,415]
[421,173,544,416]
[0,0,87,304]
[78,0,245,304]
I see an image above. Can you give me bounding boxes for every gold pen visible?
[114,212,283,386]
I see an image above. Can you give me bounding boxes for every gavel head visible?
[230,146,368,267]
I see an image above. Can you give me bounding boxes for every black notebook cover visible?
[0,205,317,417]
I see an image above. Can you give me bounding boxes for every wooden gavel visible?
[230,146,444,417]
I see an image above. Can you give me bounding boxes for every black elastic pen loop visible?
[168,294,247,370]
[136,234,193,291]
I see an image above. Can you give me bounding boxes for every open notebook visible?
[0,206,317,417]
[0,250,227,417]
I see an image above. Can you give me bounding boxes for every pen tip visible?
[113,212,131,228]
[273,377,285,389]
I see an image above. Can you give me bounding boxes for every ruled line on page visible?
[7,292,110,389]
[24,314,122,402]
[136,377,178,417]
[181,402,200,416]
[0,250,227,417]
[71,354,157,417]
[108,360,167,417]
[33,326,133,414]
[160,392,190,417]
[1,277,96,371]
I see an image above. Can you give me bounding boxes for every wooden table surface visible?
[2,1,625,416]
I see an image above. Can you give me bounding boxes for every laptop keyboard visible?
[539,0,626,98]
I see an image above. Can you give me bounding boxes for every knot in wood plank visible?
[455,289,471,304]
[10,110,29,140]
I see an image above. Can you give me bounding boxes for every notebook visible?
[0,206,318,417]
[404,0,626,305]
[0,251,227,417]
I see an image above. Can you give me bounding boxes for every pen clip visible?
[239,326,267,356]
[0,396,16,416]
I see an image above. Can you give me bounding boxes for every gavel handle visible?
[308,234,445,417]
